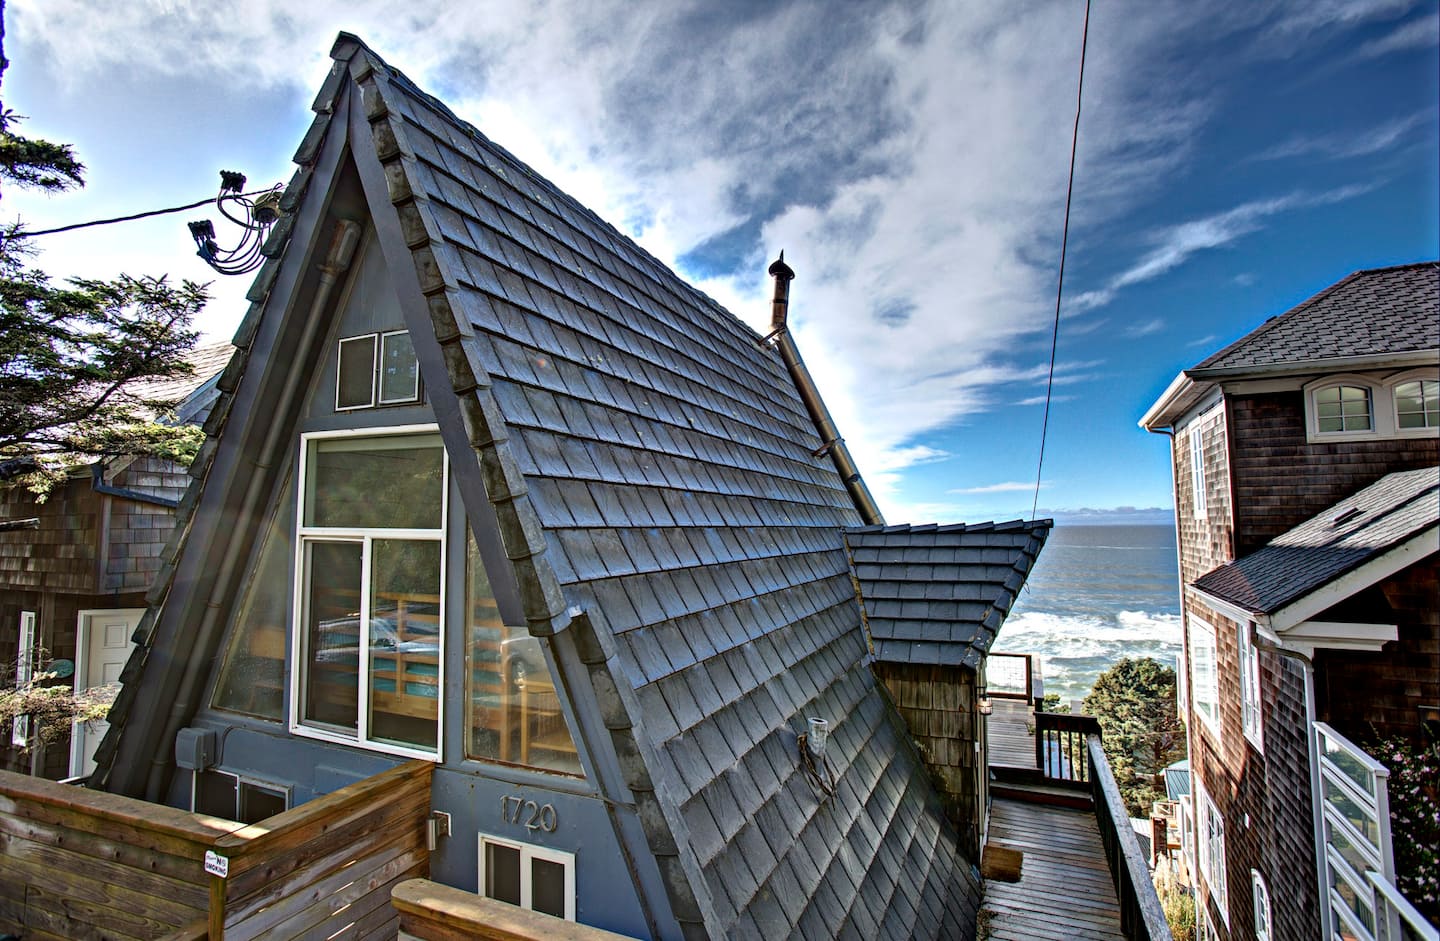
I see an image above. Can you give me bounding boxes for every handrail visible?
[1367,871,1439,941]
[1035,711,1100,786]
[1087,734,1175,941]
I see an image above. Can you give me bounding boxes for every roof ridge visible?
[331,33,769,349]
[1191,260,1439,372]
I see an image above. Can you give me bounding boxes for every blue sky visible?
[5,1,1437,526]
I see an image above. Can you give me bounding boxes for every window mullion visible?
[358,535,373,744]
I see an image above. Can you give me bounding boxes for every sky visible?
[4,1,1437,527]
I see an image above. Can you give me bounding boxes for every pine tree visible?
[0,3,207,495]
[1083,656,1186,817]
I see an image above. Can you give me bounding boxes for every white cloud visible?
[1123,318,1166,338]
[949,481,1046,495]
[1354,11,1440,59]
[4,0,1416,521]
[1252,112,1430,162]
[1070,184,1374,313]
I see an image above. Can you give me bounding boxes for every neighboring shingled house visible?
[85,34,1052,940]
[1141,262,1439,941]
[0,342,232,781]
[845,520,1050,858]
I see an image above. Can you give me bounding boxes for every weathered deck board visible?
[980,797,1126,941]
[987,698,1037,769]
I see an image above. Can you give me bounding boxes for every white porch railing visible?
[1314,722,1436,941]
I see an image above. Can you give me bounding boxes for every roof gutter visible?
[764,253,884,526]
[1185,348,1439,382]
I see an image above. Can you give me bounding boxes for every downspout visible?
[140,220,362,801]
[764,253,884,526]
[91,464,182,508]
[1253,635,1331,941]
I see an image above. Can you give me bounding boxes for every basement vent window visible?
[193,769,289,824]
[336,330,420,411]
[479,835,575,921]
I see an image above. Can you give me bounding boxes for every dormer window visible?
[336,330,420,410]
[1314,384,1372,433]
[1394,378,1438,430]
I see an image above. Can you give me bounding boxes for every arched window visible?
[1314,384,1372,433]
[1394,377,1438,430]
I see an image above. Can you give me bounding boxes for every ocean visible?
[994,523,1182,707]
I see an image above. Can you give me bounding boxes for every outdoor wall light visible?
[799,717,835,798]
[806,717,830,757]
[978,697,994,716]
[187,170,284,276]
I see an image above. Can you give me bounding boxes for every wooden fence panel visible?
[2,760,432,941]
[218,759,432,940]
[392,879,639,941]
[0,768,240,939]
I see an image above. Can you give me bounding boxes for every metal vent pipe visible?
[766,253,884,526]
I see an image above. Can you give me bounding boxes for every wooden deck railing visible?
[393,879,638,940]
[210,759,432,938]
[0,759,432,940]
[0,769,241,939]
[1035,711,1101,787]
[1086,734,1174,941]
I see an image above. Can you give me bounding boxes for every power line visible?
[14,187,279,239]
[1032,0,1091,522]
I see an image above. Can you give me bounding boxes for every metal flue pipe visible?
[766,253,884,526]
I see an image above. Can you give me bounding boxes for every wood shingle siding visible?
[1229,391,1438,556]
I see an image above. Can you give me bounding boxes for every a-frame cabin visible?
[92,34,1006,939]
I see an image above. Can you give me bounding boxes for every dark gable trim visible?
[96,79,359,798]
[341,62,681,937]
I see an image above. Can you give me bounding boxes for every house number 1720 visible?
[501,795,558,832]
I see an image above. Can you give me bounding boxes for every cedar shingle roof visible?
[98,33,982,940]
[845,521,1051,668]
[1190,262,1439,375]
[1193,466,1439,615]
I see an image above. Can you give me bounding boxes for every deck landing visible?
[979,796,1125,941]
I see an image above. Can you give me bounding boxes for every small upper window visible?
[1395,378,1438,430]
[336,331,420,411]
[1314,384,1372,433]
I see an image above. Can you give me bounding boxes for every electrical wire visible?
[1032,0,1092,522]
[14,187,279,239]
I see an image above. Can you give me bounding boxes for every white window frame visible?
[11,611,37,747]
[289,425,447,761]
[1188,614,1220,742]
[1190,427,1207,519]
[1176,646,1190,726]
[335,330,421,411]
[335,334,379,411]
[1238,621,1263,752]
[377,330,421,405]
[478,833,576,921]
[1306,376,1378,441]
[1251,869,1272,941]
[1386,369,1440,437]
[1196,776,1228,926]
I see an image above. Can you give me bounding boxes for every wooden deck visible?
[979,797,1126,941]
[987,697,1037,770]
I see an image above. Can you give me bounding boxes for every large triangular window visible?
[464,532,581,776]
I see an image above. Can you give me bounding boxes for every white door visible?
[70,609,143,779]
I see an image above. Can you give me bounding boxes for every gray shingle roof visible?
[351,44,982,937]
[1189,262,1439,375]
[845,521,1051,668]
[1193,466,1439,616]
[99,34,981,940]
